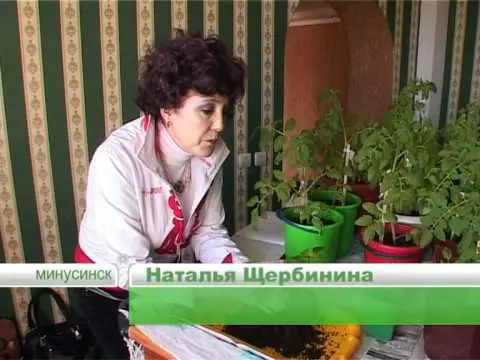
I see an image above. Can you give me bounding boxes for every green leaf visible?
[260,127,274,144]
[273,135,284,152]
[383,213,397,223]
[430,192,448,207]
[373,221,385,239]
[355,215,373,227]
[379,157,391,170]
[433,227,446,241]
[428,175,439,186]
[362,202,379,216]
[362,225,376,243]
[459,231,475,254]
[406,173,423,187]
[285,118,296,131]
[418,152,429,167]
[367,168,378,183]
[448,217,469,235]
[311,217,323,230]
[273,170,284,181]
[420,230,434,247]
[246,196,258,207]
[254,180,269,190]
[275,183,291,201]
[250,207,259,225]
[259,186,270,195]
[274,152,283,164]
[298,144,310,164]
[327,168,342,180]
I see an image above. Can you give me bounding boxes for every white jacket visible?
[76,115,248,289]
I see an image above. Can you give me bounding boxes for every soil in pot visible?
[222,325,341,359]
[380,233,416,247]
[277,207,344,263]
[286,212,336,227]
[362,223,425,263]
[309,190,362,259]
[396,210,421,217]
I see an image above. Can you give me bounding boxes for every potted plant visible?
[419,103,480,360]
[305,89,364,258]
[347,122,381,205]
[353,80,439,263]
[353,200,426,263]
[416,103,480,262]
[355,81,439,226]
[247,117,344,263]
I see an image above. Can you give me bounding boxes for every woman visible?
[74,30,249,359]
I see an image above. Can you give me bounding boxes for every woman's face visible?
[161,91,228,157]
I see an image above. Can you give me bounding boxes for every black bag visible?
[23,288,93,360]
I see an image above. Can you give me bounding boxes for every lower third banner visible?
[128,263,480,325]
[129,286,480,325]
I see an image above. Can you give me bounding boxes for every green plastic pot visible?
[309,189,362,258]
[277,207,344,263]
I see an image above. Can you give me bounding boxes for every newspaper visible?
[131,324,270,360]
[355,326,426,360]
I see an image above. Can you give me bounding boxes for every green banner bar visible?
[129,286,480,325]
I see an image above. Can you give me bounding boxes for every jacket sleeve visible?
[82,143,151,289]
[189,169,249,264]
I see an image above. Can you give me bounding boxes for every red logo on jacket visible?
[157,191,185,254]
[157,190,202,254]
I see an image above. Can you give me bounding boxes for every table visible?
[231,212,427,360]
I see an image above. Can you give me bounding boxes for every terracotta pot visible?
[424,325,480,359]
[362,223,425,263]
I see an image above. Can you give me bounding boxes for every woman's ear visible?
[160,108,174,127]
[160,108,168,119]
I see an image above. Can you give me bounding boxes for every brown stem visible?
[342,143,351,205]
[304,172,328,195]
[380,202,388,243]
[390,221,396,245]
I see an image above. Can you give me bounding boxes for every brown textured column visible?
[330,0,393,121]
[282,0,393,177]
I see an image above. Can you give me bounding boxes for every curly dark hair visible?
[135,29,246,119]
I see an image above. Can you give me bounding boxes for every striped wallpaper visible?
[440,0,480,127]
[0,0,289,335]
[0,0,476,335]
